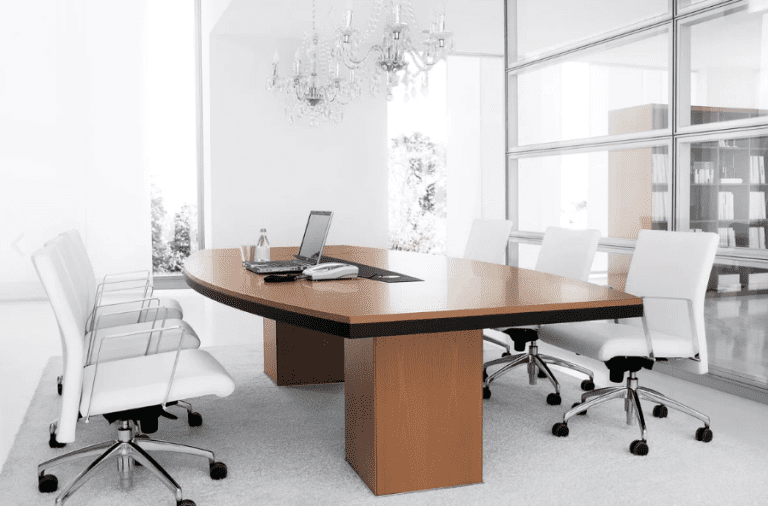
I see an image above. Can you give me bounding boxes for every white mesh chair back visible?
[47,234,92,330]
[463,219,515,264]
[62,230,98,310]
[621,229,718,374]
[32,244,86,443]
[535,227,601,282]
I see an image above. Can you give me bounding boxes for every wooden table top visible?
[183,245,643,338]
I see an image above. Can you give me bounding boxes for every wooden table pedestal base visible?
[344,329,483,495]
[263,319,345,386]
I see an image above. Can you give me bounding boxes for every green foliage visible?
[168,204,192,272]
[151,183,196,274]
[151,183,171,273]
[388,132,447,255]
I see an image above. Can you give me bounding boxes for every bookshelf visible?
[689,136,768,249]
[607,104,670,290]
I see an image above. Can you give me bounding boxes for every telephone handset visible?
[302,262,359,281]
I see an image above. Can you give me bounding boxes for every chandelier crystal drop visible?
[334,0,453,101]
[267,0,362,126]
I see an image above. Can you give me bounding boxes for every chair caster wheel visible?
[210,461,228,480]
[49,433,66,449]
[56,376,63,396]
[546,393,561,405]
[482,369,488,382]
[483,386,491,400]
[580,379,595,391]
[695,427,713,443]
[652,404,668,418]
[501,351,511,358]
[178,500,196,506]
[630,439,649,456]
[38,474,58,493]
[571,402,587,415]
[552,422,569,437]
[188,411,203,427]
[537,369,547,379]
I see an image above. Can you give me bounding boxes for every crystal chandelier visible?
[334,0,453,101]
[267,0,361,126]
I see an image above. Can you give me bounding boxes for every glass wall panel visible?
[680,134,768,248]
[678,2,768,128]
[507,0,669,63]
[510,28,669,147]
[513,145,669,288]
[705,264,768,386]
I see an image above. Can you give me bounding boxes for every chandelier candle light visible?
[268,0,453,125]
[267,0,361,126]
[335,0,453,101]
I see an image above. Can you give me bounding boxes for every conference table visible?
[183,245,643,496]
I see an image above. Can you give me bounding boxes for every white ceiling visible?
[212,0,505,55]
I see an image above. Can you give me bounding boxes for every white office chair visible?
[543,230,718,456]
[55,230,184,332]
[462,219,516,355]
[482,226,601,405]
[33,243,235,506]
[44,235,203,447]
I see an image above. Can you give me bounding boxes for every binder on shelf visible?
[718,192,734,220]
[717,273,741,293]
[717,227,736,247]
[749,156,766,184]
[748,272,768,291]
[652,153,668,185]
[749,191,766,220]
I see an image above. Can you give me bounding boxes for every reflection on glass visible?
[507,0,669,63]
[684,135,768,248]
[679,3,768,127]
[515,145,670,238]
[704,261,768,385]
[511,28,669,147]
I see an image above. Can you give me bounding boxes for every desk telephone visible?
[303,263,359,281]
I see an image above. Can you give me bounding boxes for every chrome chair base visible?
[483,341,594,401]
[38,420,222,506]
[555,371,712,452]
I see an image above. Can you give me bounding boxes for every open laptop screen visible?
[296,211,333,263]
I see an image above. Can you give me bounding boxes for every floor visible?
[3,289,768,472]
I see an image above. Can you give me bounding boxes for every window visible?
[147,0,201,275]
[505,0,768,389]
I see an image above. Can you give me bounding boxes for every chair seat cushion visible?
[84,319,200,364]
[92,297,183,328]
[80,349,235,417]
[538,321,696,362]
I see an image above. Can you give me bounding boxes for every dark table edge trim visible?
[183,272,644,339]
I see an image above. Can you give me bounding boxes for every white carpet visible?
[2,345,768,506]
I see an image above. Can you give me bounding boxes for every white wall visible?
[445,56,506,258]
[0,1,151,300]
[208,34,388,251]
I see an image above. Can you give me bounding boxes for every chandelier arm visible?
[338,42,384,69]
[405,49,441,72]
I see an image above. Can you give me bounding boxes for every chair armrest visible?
[102,270,151,284]
[95,279,153,306]
[87,302,168,363]
[638,296,698,361]
[84,325,185,422]
[87,297,163,332]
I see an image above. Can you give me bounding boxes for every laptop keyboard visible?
[263,260,306,267]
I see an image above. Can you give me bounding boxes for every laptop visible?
[244,210,333,274]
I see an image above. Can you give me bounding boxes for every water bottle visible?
[256,228,270,262]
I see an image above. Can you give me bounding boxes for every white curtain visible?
[0,1,152,300]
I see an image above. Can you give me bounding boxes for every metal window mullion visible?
[508,134,671,160]
[194,0,205,252]
[507,13,673,74]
